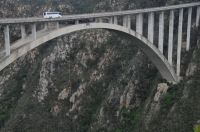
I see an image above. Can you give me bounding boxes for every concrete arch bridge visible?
[0,2,200,82]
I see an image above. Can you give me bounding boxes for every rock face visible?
[58,87,71,100]
[119,82,137,109]
[186,63,197,76]
[0,23,158,131]
[0,0,200,132]
[51,105,60,116]
[154,83,168,102]
[186,40,200,76]
[144,83,169,129]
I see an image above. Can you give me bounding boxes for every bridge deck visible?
[0,2,199,24]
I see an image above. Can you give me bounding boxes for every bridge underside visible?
[0,23,177,82]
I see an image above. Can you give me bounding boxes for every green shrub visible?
[194,124,200,132]
[163,84,178,108]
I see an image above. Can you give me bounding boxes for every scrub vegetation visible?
[0,0,200,132]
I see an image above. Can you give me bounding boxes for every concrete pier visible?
[196,6,200,27]
[123,16,127,27]
[136,13,143,35]
[31,23,36,40]
[177,8,183,76]
[123,15,131,28]
[127,15,131,28]
[114,16,118,25]
[44,23,48,30]
[168,10,174,65]
[4,25,10,56]
[159,11,164,53]
[186,7,192,51]
[75,20,79,25]
[109,17,113,24]
[99,18,103,23]
[21,24,26,39]
[148,12,154,43]
[55,22,59,29]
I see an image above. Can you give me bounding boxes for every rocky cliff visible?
[0,0,200,132]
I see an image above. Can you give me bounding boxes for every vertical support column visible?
[99,18,103,23]
[31,23,36,40]
[95,18,98,23]
[21,24,26,39]
[123,16,127,27]
[148,12,154,43]
[177,8,183,77]
[75,20,79,25]
[114,16,118,24]
[109,17,113,24]
[136,13,143,35]
[127,15,131,28]
[55,22,59,29]
[196,6,200,27]
[4,25,10,56]
[44,22,48,31]
[168,10,174,65]
[158,11,164,53]
[186,7,192,51]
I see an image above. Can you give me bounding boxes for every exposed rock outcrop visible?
[58,87,71,100]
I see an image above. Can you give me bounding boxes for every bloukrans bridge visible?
[0,2,200,82]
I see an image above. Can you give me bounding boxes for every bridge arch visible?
[0,23,177,82]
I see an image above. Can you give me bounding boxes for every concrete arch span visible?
[0,23,177,82]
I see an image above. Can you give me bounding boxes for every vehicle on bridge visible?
[43,12,62,18]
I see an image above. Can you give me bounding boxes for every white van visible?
[43,12,62,18]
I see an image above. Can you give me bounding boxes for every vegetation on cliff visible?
[0,0,200,132]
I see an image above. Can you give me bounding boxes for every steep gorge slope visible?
[0,0,200,132]
[0,29,158,131]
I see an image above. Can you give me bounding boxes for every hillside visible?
[0,0,200,132]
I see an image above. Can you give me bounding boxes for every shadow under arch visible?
[0,23,177,82]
